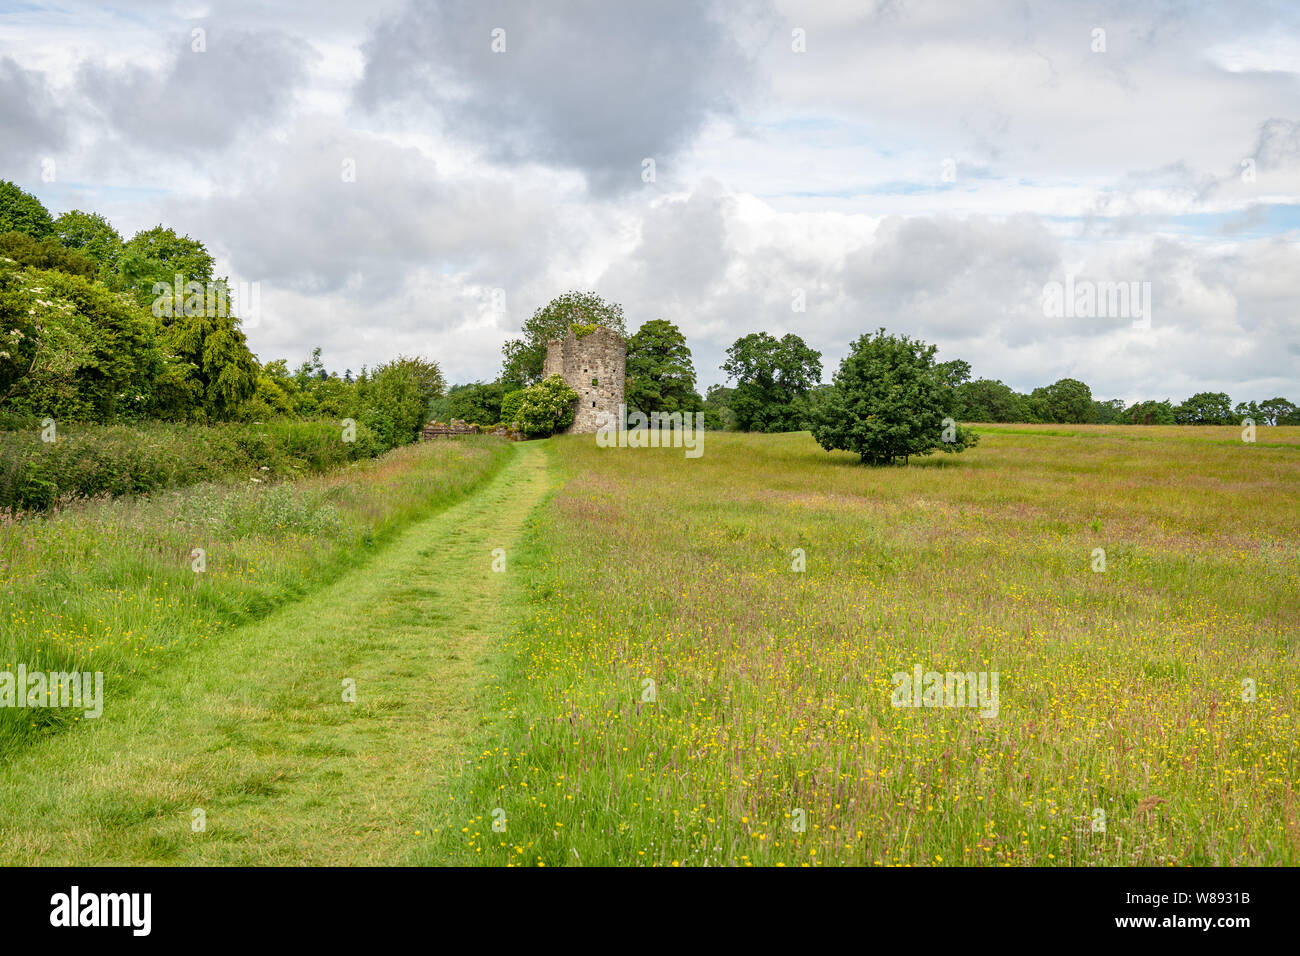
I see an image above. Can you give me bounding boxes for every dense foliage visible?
[514,374,579,438]
[721,331,822,432]
[444,382,507,425]
[4,175,1290,490]
[0,180,457,509]
[0,181,267,424]
[625,318,703,415]
[0,419,384,513]
[812,329,977,465]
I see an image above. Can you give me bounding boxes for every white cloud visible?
[1,0,1295,403]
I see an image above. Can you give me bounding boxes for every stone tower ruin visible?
[542,326,626,434]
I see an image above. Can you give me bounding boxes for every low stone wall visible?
[420,420,522,441]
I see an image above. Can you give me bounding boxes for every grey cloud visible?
[604,194,1298,403]
[166,116,560,316]
[0,56,66,170]
[77,28,315,154]
[843,214,1061,338]
[600,183,736,306]
[1253,118,1300,170]
[355,0,757,194]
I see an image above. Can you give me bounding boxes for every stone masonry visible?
[542,326,626,433]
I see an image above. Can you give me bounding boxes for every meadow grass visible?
[0,442,553,865]
[424,426,1300,866]
[0,436,512,757]
[0,419,389,513]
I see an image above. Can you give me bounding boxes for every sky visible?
[2,0,1298,402]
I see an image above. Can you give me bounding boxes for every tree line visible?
[5,173,1292,456]
[0,180,443,451]
[445,289,1297,443]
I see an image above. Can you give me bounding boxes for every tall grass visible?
[0,436,512,756]
[426,426,1300,866]
[0,419,390,513]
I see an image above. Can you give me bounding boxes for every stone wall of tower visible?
[542,327,626,434]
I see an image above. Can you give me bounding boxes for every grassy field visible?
[0,436,511,756]
[423,425,1299,866]
[1,425,1295,866]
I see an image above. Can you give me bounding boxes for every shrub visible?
[515,375,578,438]
[356,356,445,449]
[447,381,505,425]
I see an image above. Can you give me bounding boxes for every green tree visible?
[54,210,124,276]
[811,328,978,465]
[1258,397,1298,426]
[119,225,216,307]
[794,383,836,431]
[722,331,822,432]
[1092,397,1127,424]
[501,291,627,386]
[935,359,973,390]
[0,231,97,279]
[954,378,1026,422]
[1232,400,1261,425]
[1120,399,1175,425]
[701,383,736,431]
[0,264,162,421]
[244,358,300,420]
[448,382,506,425]
[160,309,258,419]
[626,318,701,415]
[117,226,256,419]
[356,356,445,448]
[0,181,55,239]
[1175,391,1234,424]
[500,388,527,427]
[1027,378,1094,423]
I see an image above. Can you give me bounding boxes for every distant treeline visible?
[946,377,1297,427]
[440,294,1298,431]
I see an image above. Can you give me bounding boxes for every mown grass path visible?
[0,440,554,864]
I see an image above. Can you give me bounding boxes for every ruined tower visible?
[542,327,626,434]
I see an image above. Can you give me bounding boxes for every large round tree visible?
[0,181,56,239]
[812,328,977,465]
[55,210,124,276]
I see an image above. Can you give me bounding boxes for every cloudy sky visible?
[3,0,1298,401]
